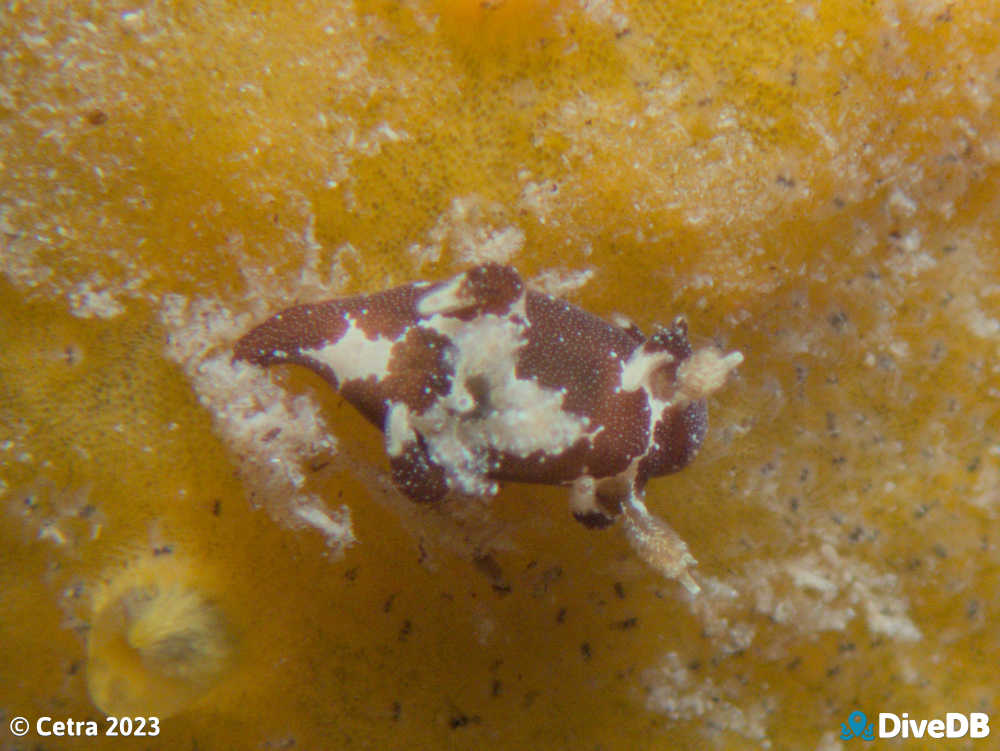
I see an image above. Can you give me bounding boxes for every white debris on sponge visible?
[684,545,921,648]
[294,499,355,550]
[745,544,921,641]
[67,279,126,319]
[407,195,525,267]
[529,267,596,297]
[640,541,923,739]
[641,652,770,742]
[159,294,354,556]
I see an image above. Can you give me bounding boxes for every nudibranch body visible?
[235,264,742,592]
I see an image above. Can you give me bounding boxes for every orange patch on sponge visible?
[434,0,567,51]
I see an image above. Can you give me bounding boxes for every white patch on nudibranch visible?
[620,347,675,394]
[299,316,395,385]
[416,274,477,317]
[621,341,744,486]
[385,402,416,458]
[410,291,598,496]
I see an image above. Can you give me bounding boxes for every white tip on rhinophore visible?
[676,348,743,403]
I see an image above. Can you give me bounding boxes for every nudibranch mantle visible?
[235,264,742,593]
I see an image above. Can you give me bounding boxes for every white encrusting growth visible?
[294,500,356,549]
[159,294,355,556]
[68,279,126,319]
[299,316,395,384]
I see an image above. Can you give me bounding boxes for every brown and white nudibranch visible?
[234,264,742,593]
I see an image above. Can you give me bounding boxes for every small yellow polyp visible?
[86,557,234,718]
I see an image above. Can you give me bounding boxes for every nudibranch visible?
[234,264,742,593]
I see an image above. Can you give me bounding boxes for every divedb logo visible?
[841,710,991,741]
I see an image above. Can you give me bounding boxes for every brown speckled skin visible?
[234,284,429,427]
[234,264,707,524]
